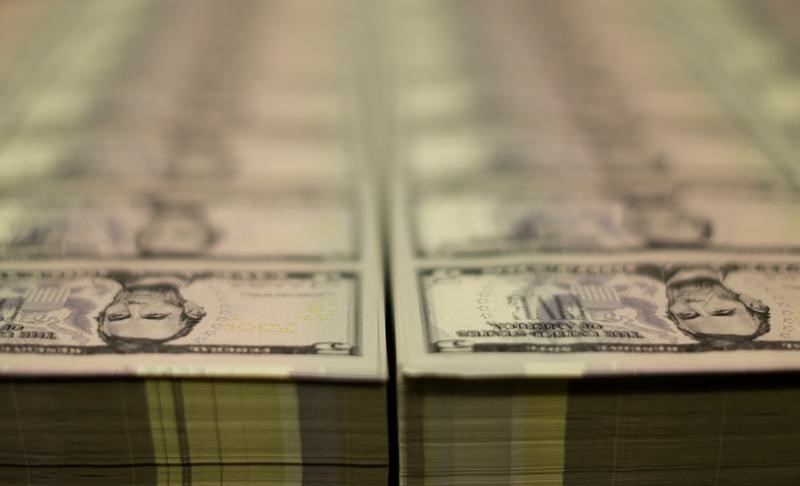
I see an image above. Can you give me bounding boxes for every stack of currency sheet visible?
[0,1,387,484]
[388,0,800,484]
[6,0,800,485]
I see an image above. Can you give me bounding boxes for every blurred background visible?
[1,0,800,258]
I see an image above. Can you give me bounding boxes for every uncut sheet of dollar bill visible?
[0,0,385,381]
[390,0,800,378]
[0,1,389,484]
[390,1,800,484]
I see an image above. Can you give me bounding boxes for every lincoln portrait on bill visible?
[664,266,770,349]
[97,273,206,352]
